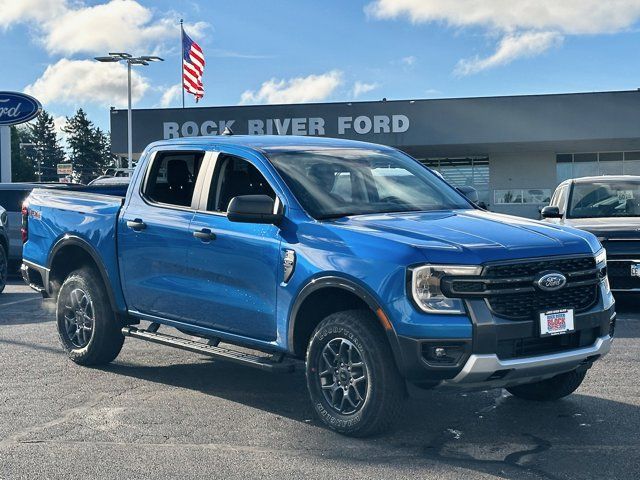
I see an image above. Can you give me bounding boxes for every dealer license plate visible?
[539,309,575,337]
[631,263,640,277]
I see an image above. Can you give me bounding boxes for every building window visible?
[421,157,490,204]
[556,151,639,181]
[494,189,552,205]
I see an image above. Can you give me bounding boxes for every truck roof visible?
[570,175,640,183]
[147,135,395,153]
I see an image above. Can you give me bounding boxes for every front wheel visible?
[306,310,405,437]
[506,369,587,401]
[56,267,124,365]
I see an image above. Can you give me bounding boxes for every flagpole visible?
[180,19,185,109]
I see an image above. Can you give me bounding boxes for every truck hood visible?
[563,217,640,238]
[334,209,600,265]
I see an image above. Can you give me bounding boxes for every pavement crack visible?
[421,431,562,480]
[0,387,140,447]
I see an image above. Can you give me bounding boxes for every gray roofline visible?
[110,89,640,114]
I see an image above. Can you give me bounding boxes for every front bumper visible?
[440,334,611,390]
[395,282,616,389]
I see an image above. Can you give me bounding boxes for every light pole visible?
[94,53,164,175]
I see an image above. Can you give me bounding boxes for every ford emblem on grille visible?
[535,272,567,291]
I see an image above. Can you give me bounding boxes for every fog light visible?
[422,343,467,365]
[434,347,447,358]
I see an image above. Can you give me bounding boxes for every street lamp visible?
[94,53,164,174]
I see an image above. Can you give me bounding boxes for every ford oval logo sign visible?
[536,272,567,291]
[0,91,42,126]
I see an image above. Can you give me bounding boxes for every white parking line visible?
[0,296,41,307]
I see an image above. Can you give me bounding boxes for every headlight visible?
[410,265,482,314]
[595,249,607,266]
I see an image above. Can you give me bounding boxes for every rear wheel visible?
[306,310,405,437]
[56,267,124,365]
[506,369,587,401]
[0,243,7,294]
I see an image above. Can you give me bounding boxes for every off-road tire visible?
[306,309,405,437]
[506,369,587,401]
[56,267,124,365]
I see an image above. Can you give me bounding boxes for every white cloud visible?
[159,84,182,108]
[0,0,66,26]
[454,31,563,75]
[51,114,68,146]
[366,0,640,34]
[352,81,379,98]
[24,59,149,107]
[401,55,416,66]
[240,70,343,105]
[0,0,208,55]
[366,0,640,73]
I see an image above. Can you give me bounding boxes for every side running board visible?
[122,326,296,373]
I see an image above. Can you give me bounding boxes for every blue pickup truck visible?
[21,135,615,436]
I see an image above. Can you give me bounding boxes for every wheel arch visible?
[47,235,120,314]
[287,276,402,363]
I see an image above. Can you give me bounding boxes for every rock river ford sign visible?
[0,92,42,126]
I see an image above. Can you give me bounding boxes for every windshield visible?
[569,180,640,218]
[267,148,471,219]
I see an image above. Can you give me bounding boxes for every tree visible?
[63,109,110,183]
[96,128,117,172]
[10,125,37,182]
[28,110,66,182]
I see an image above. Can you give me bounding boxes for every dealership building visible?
[111,89,640,218]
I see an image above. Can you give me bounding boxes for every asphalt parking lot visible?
[0,279,638,480]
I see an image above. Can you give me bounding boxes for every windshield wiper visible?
[318,208,428,220]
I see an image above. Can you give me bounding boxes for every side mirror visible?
[227,195,283,224]
[540,205,563,219]
[456,186,479,204]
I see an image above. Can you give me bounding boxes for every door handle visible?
[126,219,146,231]
[193,228,216,241]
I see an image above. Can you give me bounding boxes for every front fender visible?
[286,273,405,369]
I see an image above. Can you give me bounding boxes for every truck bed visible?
[24,188,125,291]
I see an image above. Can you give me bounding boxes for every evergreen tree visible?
[63,109,108,183]
[96,128,117,171]
[28,110,66,182]
[10,125,37,182]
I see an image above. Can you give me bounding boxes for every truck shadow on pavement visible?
[104,358,640,480]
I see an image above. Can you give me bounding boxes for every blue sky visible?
[2,0,640,133]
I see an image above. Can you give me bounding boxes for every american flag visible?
[182,30,205,102]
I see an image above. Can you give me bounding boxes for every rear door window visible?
[142,151,205,208]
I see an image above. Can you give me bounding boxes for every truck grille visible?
[441,255,602,321]
[487,285,598,319]
[496,327,599,360]
[607,260,640,291]
[483,256,595,278]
